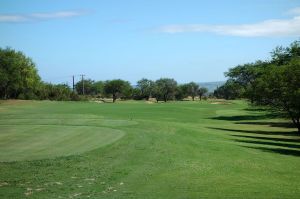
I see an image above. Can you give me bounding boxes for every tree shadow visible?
[210,113,280,121]
[244,107,285,116]
[236,121,294,128]
[208,127,299,136]
[242,146,300,157]
[207,127,300,157]
[232,134,300,143]
[243,107,268,112]
[235,134,300,157]
[233,139,300,149]
[208,105,300,156]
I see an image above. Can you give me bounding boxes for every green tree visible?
[198,87,208,101]
[93,81,105,96]
[222,40,300,132]
[214,80,243,100]
[104,79,132,102]
[253,58,300,132]
[225,61,267,103]
[0,47,41,99]
[75,79,95,95]
[175,85,187,100]
[132,87,143,100]
[136,78,155,100]
[181,82,199,101]
[154,78,177,102]
[271,40,300,65]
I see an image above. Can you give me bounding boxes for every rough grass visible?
[0,100,299,198]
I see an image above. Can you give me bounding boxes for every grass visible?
[0,100,299,198]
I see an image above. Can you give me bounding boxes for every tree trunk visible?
[4,87,7,99]
[112,94,116,103]
[199,95,202,101]
[192,96,195,101]
[292,117,300,133]
[163,94,167,102]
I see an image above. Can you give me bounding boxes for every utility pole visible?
[72,75,75,92]
[80,74,85,95]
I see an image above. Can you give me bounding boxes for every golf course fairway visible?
[0,100,299,198]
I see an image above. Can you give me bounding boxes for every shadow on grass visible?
[208,127,299,136]
[236,121,294,128]
[208,106,300,156]
[207,127,300,157]
[233,139,300,149]
[242,146,300,157]
[231,134,300,143]
[210,113,281,121]
[211,105,288,122]
[243,107,268,112]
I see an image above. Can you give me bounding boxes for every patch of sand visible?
[0,100,31,106]
[0,182,9,187]
[210,101,231,105]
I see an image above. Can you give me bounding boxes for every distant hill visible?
[198,81,225,92]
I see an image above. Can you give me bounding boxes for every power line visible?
[80,74,85,95]
[72,75,75,92]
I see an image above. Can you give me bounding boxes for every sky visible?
[1,0,300,85]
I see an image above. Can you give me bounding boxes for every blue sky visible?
[1,0,300,85]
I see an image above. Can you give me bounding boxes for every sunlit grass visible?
[0,100,299,198]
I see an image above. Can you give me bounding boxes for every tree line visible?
[0,47,208,102]
[214,40,300,132]
[75,78,208,102]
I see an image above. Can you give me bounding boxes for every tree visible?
[253,58,300,132]
[93,81,105,96]
[153,78,177,102]
[75,79,95,95]
[175,85,187,100]
[136,78,155,100]
[0,47,41,99]
[222,40,300,133]
[214,80,243,100]
[37,82,75,101]
[198,87,208,101]
[181,82,199,101]
[225,61,267,103]
[132,87,143,100]
[271,40,300,65]
[104,79,132,102]
[151,83,163,102]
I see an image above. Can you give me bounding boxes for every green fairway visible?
[0,125,124,161]
[0,100,300,198]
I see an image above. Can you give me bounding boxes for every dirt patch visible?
[145,101,155,104]
[0,182,9,187]
[84,178,95,181]
[92,101,104,103]
[210,101,232,105]
[0,100,31,106]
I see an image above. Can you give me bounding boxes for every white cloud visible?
[0,10,87,23]
[158,7,300,37]
[0,15,28,22]
[31,11,86,19]
[287,7,300,15]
